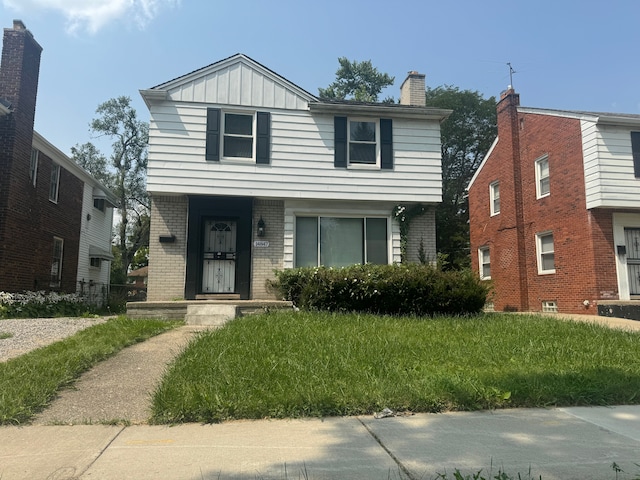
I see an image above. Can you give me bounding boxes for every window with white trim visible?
[49,163,60,203]
[349,120,378,165]
[489,181,500,215]
[223,112,254,158]
[50,237,64,287]
[536,232,555,274]
[29,148,38,187]
[542,300,558,313]
[295,216,388,267]
[478,246,491,279]
[535,155,550,198]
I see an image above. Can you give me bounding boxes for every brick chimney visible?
[400,71,426,106]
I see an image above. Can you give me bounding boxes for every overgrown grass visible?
[152,311,640,423]
[0,317,180,424]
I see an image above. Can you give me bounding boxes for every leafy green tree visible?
[319,57,394,102]
[72,96,149,278]
[425,86,497,269]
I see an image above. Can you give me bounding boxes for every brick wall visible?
[405,206,436,263]
[251,199,284,299]
[147,194,188,301]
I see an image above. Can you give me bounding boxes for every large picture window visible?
[295,216,388,267]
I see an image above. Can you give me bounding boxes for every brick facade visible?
[147,194,188,301]
[251,199,284,299]
[406,206,436,264]
[0,21,84,293]
[469,89,621,314]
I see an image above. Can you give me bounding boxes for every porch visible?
[126,299,293,323]
[598,300,640,321]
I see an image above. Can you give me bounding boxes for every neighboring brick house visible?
[140,54,451,301]
[0,21,117,301]
[468,87,640,316]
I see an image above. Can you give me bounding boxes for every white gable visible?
[153,54,315,110]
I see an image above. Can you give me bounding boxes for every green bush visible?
[0,291,95,319]
[268,264,490,316]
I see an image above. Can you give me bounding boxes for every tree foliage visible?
[318,57,394,103]
[72,96,149,279]
[425,86,497,269]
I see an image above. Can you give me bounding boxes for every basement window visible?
[542,300,558,313]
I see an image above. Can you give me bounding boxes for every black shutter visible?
[632,131,640,178]
[334,116,347,168]
[256,111,271,164]
[205,108,220,161]
[380,118,393,170]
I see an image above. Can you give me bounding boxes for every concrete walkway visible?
[2,313,640,479]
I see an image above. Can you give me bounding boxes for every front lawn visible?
[151,311,640,423]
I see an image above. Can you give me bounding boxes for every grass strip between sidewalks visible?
[152,311,640,423]
[0,317,180,424]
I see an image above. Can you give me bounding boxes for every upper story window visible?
[29,148,39,187]
[479,246,491,280]
[49,163,60,203]
[334,116,393,170]
[349,120,377,165]
[223,113,253,158]
[535,155,550,198]
[631,131,640,178]
[489,181,500,216]
[205,108,270,164]
[94,198,106,212]
[536,231,555,274]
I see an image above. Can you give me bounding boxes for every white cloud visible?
[2,0,179,34]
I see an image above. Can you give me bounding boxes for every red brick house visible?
[468,88,640,318]
[0,21,116,299]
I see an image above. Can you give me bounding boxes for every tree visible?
[319,57,394,103]
[73,96,149,278]
[425,86,497,269]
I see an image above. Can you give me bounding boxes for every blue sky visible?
[2,0,640,156]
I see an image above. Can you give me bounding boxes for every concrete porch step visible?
[184,304,239,326]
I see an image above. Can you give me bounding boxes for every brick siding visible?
[251,199,284,299]
[405,206,436,264]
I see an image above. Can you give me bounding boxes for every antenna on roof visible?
[507,62,517,89]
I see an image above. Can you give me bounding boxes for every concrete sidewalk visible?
[1,405,640,479]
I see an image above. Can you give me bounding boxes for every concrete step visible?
[184,304,238,326]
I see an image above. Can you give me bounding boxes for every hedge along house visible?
[139,54,451,304]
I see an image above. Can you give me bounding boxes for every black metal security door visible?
[625,228,640,296]
[202,220,237,293]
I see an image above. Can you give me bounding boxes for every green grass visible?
[0,316,180,424]
[0,331,12,339]
[152,311,640,423]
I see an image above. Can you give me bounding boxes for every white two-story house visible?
[140,54,450,301]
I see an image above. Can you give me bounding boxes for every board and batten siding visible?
[582,120,640,209]
[146,104,443,203]
[165,61,309,111]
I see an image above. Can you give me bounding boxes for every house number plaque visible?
[253,240,270,248]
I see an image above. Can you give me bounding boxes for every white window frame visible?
[348,118,380,168]
[294,215,390,267]
[222,111,255,160]
[478,246,491,280]
[542,300,558,313]
[49,163,60,203]
[50,237,64,288]
[29,148,39,187]
[489,181,500,216]
[536,231,555,274]
[535,155,550,199]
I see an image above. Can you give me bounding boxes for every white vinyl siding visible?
[147,105,443,203]
[582,120,640,209]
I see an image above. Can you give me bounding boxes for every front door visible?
[625,228,640,297]
[202,220,237,293]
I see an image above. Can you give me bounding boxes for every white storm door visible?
[202,220,237,293]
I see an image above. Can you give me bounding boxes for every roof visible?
[310,99,452,122]
[517,106,640,126]
[128,266,148,278]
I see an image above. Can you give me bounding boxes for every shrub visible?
[268,264,490,316]
[0,291,94,319]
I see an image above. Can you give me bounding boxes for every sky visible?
[2,0,640,156]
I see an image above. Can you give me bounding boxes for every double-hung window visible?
[490,181,500,216]
[536,232,555,274]
[49,163,60,203]
[295,216,388,267]
[631,131,640,178]
[50,237,64,287]
[535,155,550,198]
[206,108,270,164]
[479,247,491,279]
[349,120,377,165]
[29,148,39,187]
[334,116,393,169]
